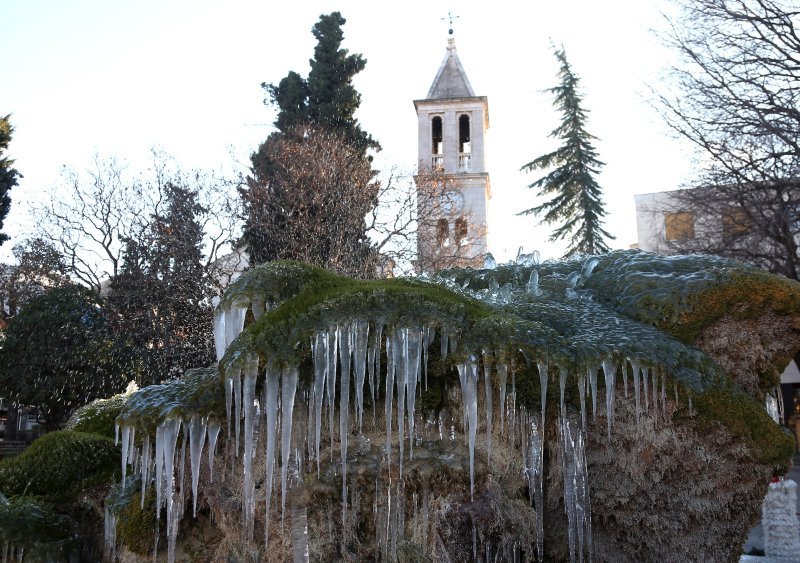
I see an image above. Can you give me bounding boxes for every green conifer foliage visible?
[520,49,613,257]
[263,12,379,154]
[0,115,21,246]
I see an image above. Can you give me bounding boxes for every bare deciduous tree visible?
[33,151,240,293]
[656,0,800,279]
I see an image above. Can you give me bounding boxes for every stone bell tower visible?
[414,37,491,272]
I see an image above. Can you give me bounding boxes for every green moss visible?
[117,488,159,555]
[0,431,118,500]
[692,382,796,470]
[66,393,128,438]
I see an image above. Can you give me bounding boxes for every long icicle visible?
[281,365,299,522]
[242,355,259,541]
[338,324,352,527]
[312,332,326,477]
[406,327,422,459]
[483,352,494,462]
[264,360,280,547]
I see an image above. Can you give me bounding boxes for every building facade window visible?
[665,211,695,241]
[722,206,752,238]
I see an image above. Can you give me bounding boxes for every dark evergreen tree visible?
[109,182,213,385]
[244,12,381,276]
[0,285,134,429]
[520,49,613,257]
[263,11,379,154]
[0,115,21,246]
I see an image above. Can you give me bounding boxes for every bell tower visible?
[414,37,491,272]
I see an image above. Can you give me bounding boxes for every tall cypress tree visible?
[0,115,21,246]
[263,12,379,154]
[520,49,613,257]
[243,12,381,276]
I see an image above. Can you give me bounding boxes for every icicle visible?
[233,367,242,457]
[326,325,338,456]
[406,327,422,458]
[264,360,280,547]
[224,304,247,350]
[463,359,479,500]
[601,359,616,439]
[353,320,369,433]
[630,359,641,424]
[652,367,659,417]
[558,366,568,418]
[394,328,407,475]
[561,413,593,563]
[140,433,151,509]
[281,365,299,523]
[524,415,544,562]
[338,324,353,525]
[623,361,629,398]
[159,417,181,558]
[103,503,117,561]
[578,372,587,431]
[483,353,494,462]
[311,331,326,477]
[242,355,259,541]
[674,382,679,406]
[497,363,508,435]
[213,305,226,361]
[440,326,448,361]
[207,420,221,484]
[661,372,666,413]
[588,364,598,421]
[120,425,131,483]
[367,328,378,425]
[642,366,650,414]
[114,422,119,445]
[423,325,433,391]
[225,368,234,440]
[457,362,468,439]
[188,414,207,518]
[537,362,548,430]
[154,423,165,520]
[168,424,188,563]
[385,332,395,470]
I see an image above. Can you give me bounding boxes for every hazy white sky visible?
[1,0,694,264]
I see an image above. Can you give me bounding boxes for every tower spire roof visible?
[426,39,475,99]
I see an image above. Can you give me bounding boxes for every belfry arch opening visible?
[459,114,471,153]
[431,116,443,155]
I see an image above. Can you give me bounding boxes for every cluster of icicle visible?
[104,414,222,562]
[104,295,692,562]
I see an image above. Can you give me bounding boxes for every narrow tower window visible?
[431,116,443,155]
[459,114,471,153]
[436,218,449,246]
[454,217,468,246]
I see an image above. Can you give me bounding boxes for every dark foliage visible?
[0,115,20,246]
[0,285,134,428]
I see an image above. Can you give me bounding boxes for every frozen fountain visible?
[103,250,797,561]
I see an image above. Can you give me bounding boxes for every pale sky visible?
[1,0,694,265]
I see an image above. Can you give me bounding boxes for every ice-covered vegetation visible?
[2,250,796,561]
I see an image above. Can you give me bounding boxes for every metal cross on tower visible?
[441,11,459,35]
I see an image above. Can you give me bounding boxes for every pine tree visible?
[520,49,613,257]
[0,115,21,246]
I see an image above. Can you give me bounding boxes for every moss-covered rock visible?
[66,393,128,438]
[0,430,118,500]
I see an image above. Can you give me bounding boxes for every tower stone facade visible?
[414,38,491,272]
